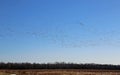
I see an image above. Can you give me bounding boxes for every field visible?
[0,69,120,75]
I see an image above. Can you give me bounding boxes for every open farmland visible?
[0,69,120,75]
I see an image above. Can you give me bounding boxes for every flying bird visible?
[80,22,85,26]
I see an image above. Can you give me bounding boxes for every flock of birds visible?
[0,22,120,48]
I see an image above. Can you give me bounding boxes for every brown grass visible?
[0,69,120,75]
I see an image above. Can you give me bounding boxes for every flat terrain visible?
[0,69,120,75]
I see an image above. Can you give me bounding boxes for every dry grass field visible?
[0,69,120,75]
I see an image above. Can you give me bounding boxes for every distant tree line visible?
[0,62,120,70]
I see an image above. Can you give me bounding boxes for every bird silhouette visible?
[80,22,85,26]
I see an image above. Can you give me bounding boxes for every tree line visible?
[0,62,120,70]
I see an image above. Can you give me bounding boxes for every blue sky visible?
[0,0,120,64]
